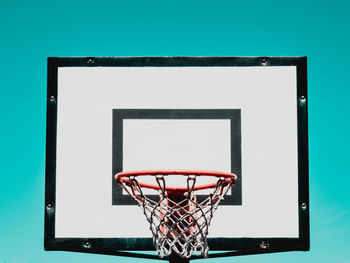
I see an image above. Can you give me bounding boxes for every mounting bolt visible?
[301,95,306,100]
[49,95,55,102]
[301,202,307,210]
[259,241,270,249]
[47,203,52,209]
[261,57,267,64]
[87,58,95,64]
[83,241,91,249]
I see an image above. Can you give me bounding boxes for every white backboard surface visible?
[54,65,299,239]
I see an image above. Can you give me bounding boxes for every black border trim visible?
[45,58,58,250]
[45,56,309,256]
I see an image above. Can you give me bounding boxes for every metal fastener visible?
[259,241,269,249]
[83,241,91,249]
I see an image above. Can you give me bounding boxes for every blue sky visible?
[0,0,349,262]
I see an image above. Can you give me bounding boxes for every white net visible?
[116,172,235,259]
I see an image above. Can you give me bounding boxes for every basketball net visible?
[116,171,236,259]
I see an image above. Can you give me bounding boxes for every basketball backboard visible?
[45,57,309,259]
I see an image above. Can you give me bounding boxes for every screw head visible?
[301,203,307,210]
[83,241,91,249]
[259,241,270,249]
[47,203,52,209]
[261,57,267,64]
[87,58,95,64]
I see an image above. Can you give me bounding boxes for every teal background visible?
[0,0,349,262]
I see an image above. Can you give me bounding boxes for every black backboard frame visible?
[45,56,309,257]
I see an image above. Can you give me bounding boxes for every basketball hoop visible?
[115,170,237,259]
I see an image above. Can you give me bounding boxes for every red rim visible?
[115,170,237,192]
